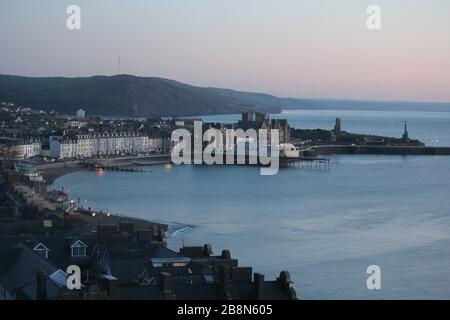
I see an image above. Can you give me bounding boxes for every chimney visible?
[219,267,231,299]
[108,233,129,252]
[278,271,297,300]
[36,270,47,300]
[119,222,135,234]
[137,229,154,242]
[97,224,118,243]
[153,225,166,242]
[221,249,231,259]
[160,272,173,298]
[203,244,212,257]
[254,273,264,300]
[231,267,252,283]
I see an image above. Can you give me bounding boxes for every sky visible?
[0,0,449,102]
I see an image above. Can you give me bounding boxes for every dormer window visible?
[71,240,87,257]
[33,243,50,260]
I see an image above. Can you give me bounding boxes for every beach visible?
[37,163,169,233]
[40,164,86,184]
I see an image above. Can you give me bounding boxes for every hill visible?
[0,74,285,117]
[1,74,448,117]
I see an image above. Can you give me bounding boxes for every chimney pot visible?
[219,267,231,299]
[36,270,47,300]
[160,272,172,297]
[221,249,231,259]
[203,244,212,256]
[254,273,265,300]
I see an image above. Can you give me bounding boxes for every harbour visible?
[49,108,450,299]
[52,154,450,299]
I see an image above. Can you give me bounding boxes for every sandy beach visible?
[35,163,169,232]
[40,165,86,185]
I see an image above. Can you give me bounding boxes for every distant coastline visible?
[1,74,449,118]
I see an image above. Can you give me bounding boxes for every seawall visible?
[313,145,450,156]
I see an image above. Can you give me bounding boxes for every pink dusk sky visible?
[0,0,449,102]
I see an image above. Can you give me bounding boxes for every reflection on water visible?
[52,110,450,299]
[53,155,450,299]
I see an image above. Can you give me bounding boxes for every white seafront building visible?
[0,137,41,160]
[50,132,151,159]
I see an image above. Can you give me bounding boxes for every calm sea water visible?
[199,109,450,146]
[53,110,450,299]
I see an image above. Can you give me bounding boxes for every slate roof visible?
[0,220,45,235]
[0,243,63,300]
[115,281,294,300]
[24,234,98,270]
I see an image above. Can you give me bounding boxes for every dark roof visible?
[0,222,21,235]
[0,248,21,272]
[24,235,98,269]
[115,281,295,300]
[103,250,213,286]
[0,243,62,300]
[0,220,45,235]
[0,235,22,250]
[104,245,182,262]
[106,259,149,285]
[117,283,222,300]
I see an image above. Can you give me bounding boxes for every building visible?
[95,224,297,300]
[69,120,87,128]
[174,118,202,127]
[238,112,291,143]
[402,121,409,142]
[148,138,164,153]
[50,132,150,159]
[271,119,290,143]
[48,190,71,210]
[0,219,297,300]
[49,136,78,159]
[334,118,342,133]
[0,137,41,160]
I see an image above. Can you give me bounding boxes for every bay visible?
[52,109,450,299]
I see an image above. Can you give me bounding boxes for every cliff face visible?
[0,74,284,117]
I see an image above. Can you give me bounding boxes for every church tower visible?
[402,121,409,141]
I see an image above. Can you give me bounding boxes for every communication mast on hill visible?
[117,56,121,74]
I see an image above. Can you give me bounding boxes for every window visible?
[71,240,87,257]
[72,246,86,257]
[33,243,49,260]
[35,249,48,259]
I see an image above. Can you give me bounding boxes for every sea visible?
[52,109,450,299]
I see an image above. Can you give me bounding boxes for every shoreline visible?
[40,165,86,184]
[37,154,172,184]
[78,209,169,233]
[34,147,449,237]
[37,163,169,233]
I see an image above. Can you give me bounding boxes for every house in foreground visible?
[0,221,297,300]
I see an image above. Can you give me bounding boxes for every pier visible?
[182,152,331,170]
[313,145,450,156]
[280,156,330,169]
[94,165,146,173]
